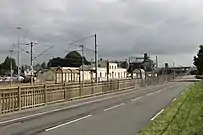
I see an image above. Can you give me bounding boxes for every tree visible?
[33,63,41,71]
[0,56,17,75]
[194,45,203,74]
[48,51,90,67]
[41,62,46,69]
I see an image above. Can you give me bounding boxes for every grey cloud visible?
[0,0,203,66]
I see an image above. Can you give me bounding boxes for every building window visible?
[115,66,116,69]
[118,72,120,78]
[105,72,107,77]
[109,66,111,69]
[100,72,102,77]
[121,72,122,78]
[112,66,114,69]
[115,72,116,78]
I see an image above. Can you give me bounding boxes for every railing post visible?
[134,79,136,89]
[44,84,47,105]
[118,80,120,91]
[18,86,21,110]
[0,90,2,114]
[64,83,68,100]
[79,83,82,98]
[91,82,94,96]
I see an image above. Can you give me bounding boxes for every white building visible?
[96,63,127,82]
[55,62,127,83]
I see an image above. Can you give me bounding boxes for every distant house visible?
[55,61,127,83]
[36,69,55,82]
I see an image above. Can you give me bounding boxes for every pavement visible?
[0,76,196,135]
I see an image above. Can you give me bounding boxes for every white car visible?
[17,76,24,81]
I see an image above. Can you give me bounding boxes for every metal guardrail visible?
[0,75,174,115]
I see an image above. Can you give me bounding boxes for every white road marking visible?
[104,103,125,112]
[172,98,176,102]
[131,97,143,102]
[45,115,92,132]
[146,93,154,96]
[151,109,164,121]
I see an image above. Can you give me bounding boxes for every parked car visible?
[17,76,24,81]
[21,75,36,83]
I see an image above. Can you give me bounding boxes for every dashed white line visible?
[45,114,92,132]
[172,98,176,102]
[146,93,154,96]
[104,103,125,112]
[151,109,164,121]
[131,97,143,102]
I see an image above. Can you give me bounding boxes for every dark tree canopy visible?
[65,51,81,59]
[0,56,17,75]
[194,45,203,74]
[48,51,90,67]
[41,62,47,69]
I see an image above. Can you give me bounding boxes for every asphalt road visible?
[0,76,195,135]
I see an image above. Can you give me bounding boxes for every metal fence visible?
[0,75,174,115]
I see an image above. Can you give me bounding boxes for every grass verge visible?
[139,81,203,135]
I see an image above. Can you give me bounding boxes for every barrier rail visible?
[0,75,174,115]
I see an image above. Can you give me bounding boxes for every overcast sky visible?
[0,0,202,67]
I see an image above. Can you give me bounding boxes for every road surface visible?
[0,76,196,135]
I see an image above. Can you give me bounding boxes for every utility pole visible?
[30,42,34,85]
[94,34,98,83]
[125,58,128,79]
[26,42,36,85]
[156,56,158,71]
[173,62,175,79]
[17,27,21,82]
[10,50,14,86]
[80,45,84,86]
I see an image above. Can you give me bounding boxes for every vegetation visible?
[41,62,47,69]
[194,45,203,75]
[48,51,90,67]
[0,56,17,75]
[139,82,203,135]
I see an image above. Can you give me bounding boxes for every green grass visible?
[139,81,203,135]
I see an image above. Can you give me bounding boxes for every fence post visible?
[79,83,82,98]
[0,90,2,114]
[118,80,119,91]
[134,79,136,89]
[64,83,68,101]
[44,84,47,105]
[18,86,21,110]
[91,82,94,96]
